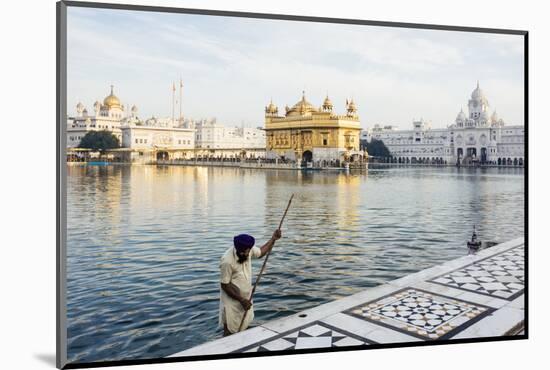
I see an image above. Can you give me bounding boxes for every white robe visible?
[219,246,262,333]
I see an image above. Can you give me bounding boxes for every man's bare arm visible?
[221,282,251,310]
[259,229,282,257]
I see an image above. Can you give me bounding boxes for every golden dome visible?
[103,85,121,109]
[286,91,318,116]
[322,95,333,111]
[347,98,357,112]
[265,99,278,115]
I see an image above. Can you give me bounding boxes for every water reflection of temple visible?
[263,171,363,240]
[335,173,361,232]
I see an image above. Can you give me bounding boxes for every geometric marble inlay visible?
[234,321,375,353]
[344,288,495,340]
[429,246,524,301]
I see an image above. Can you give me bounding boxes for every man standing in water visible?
[219,230,282,335]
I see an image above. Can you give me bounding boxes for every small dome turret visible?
[456,108,466,123]
[490,110,499,124]
[76,102,84,114]
[346,98,357,116]
[265,99,278,115]
[322,94,333,112]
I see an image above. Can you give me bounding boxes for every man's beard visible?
[237,254,247,264]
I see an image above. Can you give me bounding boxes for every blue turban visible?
[234,234,255,252]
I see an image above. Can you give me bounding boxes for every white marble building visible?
[194,118,265,149]
[363,83,525,166]
[121,119,194,154]
[67,86,195,155]
[67,86,127,148]
[67,86,265,162]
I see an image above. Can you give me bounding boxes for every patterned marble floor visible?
[428,245,524,300]
[235,321,376,353]
[344,288,494,340]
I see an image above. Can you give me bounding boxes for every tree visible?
[365,138,391,157]
[78,130,120,151]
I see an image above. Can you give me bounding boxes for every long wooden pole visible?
[237,194,294,332]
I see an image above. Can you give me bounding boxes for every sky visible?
[67,7,525,129]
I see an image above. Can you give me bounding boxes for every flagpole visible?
[172,82,176,126]
[179,78,183,125]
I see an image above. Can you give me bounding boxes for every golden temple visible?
[264,92,364,162]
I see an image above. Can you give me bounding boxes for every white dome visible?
[471,81,490,107]
[471,87,484,99]
[480,110,490,122]
[491,110,499,123]
[471,81,485,99]
[456,108,466,122]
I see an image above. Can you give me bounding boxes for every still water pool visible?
[66,165,524,363]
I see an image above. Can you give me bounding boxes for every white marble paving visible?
[387,265,454,288]
[414,281,465,297]
[320,312,421,343]
[416,281,509,309]
[455,291,509,309]
[262,338,295,351]
[452,306,524,339]
[294,336,332,349]
[168,326,279,357]
[234,321,373,353]
[507,295,525,310]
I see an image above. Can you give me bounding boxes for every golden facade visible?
[264,92,364,162]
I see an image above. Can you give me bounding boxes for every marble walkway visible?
[169,238,525,357]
